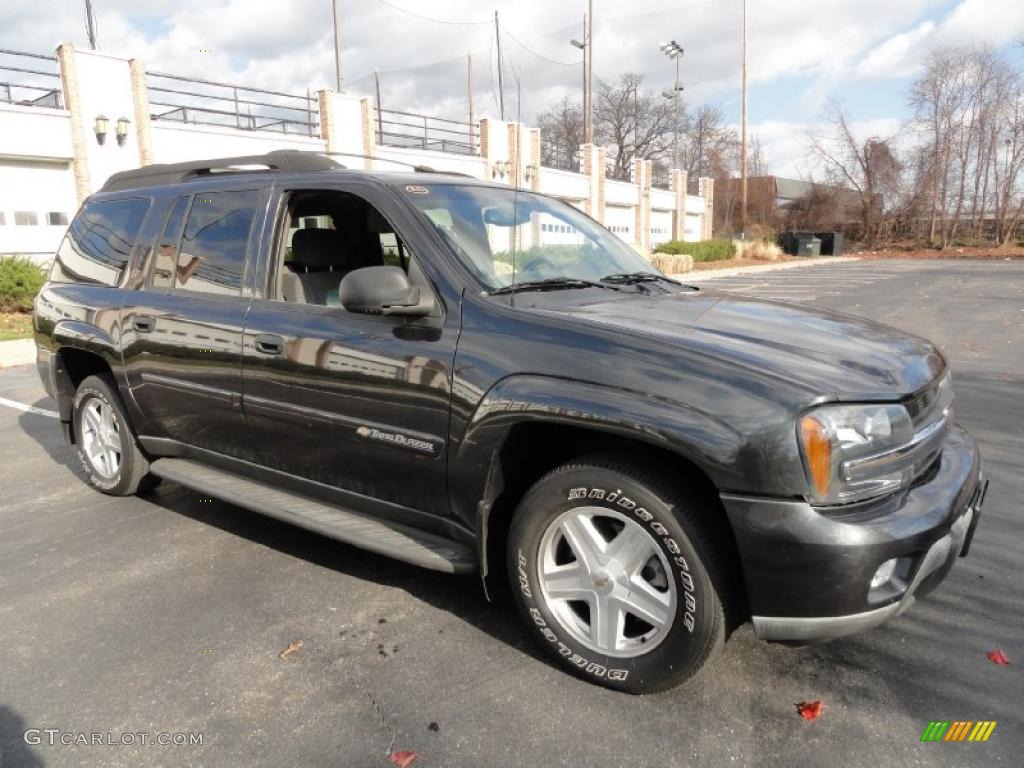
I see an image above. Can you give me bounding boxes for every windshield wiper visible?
[599,272,684,286]
[488,277,622,296]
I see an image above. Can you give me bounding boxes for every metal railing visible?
[0,48,62,109]
[540,140,580,172]
[651,168,671,190]
[148,71,318,136]
[374,108,478,155]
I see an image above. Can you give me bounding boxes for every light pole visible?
[659,40,683,172]
[570,4,593,146]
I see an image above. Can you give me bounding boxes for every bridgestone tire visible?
[507,455,728,694]
[72,375,158,496]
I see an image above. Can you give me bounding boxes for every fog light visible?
[871,558,898,588]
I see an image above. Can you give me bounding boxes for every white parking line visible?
[0,396,58,418]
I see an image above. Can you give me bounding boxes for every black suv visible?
[34,150,987,693]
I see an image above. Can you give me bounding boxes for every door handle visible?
[254,334,284,355]
[133,314,155,333]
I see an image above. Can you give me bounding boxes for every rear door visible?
[121,185,269,461]
[239,181,458,520]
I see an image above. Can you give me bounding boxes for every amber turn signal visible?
[800,415,832,498]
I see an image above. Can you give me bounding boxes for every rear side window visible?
[50,198,150,286]
[174,190,260,296]
[151,195,191,290]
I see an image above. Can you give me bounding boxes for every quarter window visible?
[175,190,260,295]
[50,197,151,286]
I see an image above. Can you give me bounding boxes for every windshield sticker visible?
[405,185,429,195]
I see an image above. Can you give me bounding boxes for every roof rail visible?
[321,152,473,177]
[98,150,346,193]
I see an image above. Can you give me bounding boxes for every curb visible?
[672,255,862,281]
[0,338,36,369]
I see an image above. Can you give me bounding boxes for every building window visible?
[14,211,38,226]
[47,212,69,226]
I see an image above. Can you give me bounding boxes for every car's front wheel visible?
[507,455,730,694]
[72,375,157,495]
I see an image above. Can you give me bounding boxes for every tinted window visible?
[175,190,260,295]
[151,195,191,290]
[50,198,151,286]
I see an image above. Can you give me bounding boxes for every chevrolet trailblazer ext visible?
[34,150,987,693]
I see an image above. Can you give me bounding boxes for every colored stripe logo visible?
[921,721,997,742]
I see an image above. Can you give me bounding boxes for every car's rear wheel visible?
[73,375,158,495]
[507,455,729,694]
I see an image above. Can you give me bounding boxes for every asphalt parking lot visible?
[0,259,1021,768]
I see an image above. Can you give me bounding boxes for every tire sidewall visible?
[73,380,131,494]
[508,465,719,693]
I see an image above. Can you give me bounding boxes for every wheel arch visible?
[455,375,746,610]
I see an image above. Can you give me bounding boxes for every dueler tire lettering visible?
[507,455,730,694]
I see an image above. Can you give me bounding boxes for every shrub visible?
[652,239,736,262]
[733,239,784,262]
[0,256,47,312]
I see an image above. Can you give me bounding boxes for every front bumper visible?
[721,426,987,642]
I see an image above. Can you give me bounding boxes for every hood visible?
[534,290,945,398]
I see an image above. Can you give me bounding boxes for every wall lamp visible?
[94,114,109,145]
[492,160,511,179]
[525,164,538,182]
[116,117,131,146]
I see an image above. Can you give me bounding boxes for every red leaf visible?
[796,700,824,721]
[986,649,1011,666]
[388,750,421,768]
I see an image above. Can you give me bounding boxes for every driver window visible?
[276,190,410,306]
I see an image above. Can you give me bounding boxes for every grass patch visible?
[653,239,735,262]
[0,312,33,341]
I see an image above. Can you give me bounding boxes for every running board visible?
[149,458,476,574]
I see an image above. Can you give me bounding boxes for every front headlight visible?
[798,403,916,504]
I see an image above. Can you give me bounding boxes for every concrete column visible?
[698,177,715,240]
[318,90,365,163]
[671,169,688,241]
[55,43,90,203]
[633,158,652,251]
[360,97,375,169]
[506,122,521,187]
[582,143,597,215]
[642,160,653,251]
[596,147,607,224]
[479,118,510,183]
[57,45,141,196]
[128,59,153,166]
[528,127,541,193]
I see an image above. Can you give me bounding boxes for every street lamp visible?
[659,40,684,172]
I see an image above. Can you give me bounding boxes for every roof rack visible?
[98,150,346,193]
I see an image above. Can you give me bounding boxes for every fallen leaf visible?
[388,750,421,768]
[278,640,304,660]
[986,649,1011,666]
[796,700,824,721]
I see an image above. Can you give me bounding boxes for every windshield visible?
[401,183,660,291]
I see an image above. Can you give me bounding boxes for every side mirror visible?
[339,265,434,317]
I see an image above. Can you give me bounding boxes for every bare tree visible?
[593,73,674,180]
[536,96,584,170]
[808,103,902,244]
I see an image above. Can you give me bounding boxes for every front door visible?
[240,183,457,520]
[121,186,268,461]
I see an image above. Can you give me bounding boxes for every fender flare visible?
[50,320,121,422]
[452,374,744,593]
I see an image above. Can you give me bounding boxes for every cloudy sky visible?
[3,0,1023,176]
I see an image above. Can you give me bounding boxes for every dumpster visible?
[815,231,844,257]
[796,235,821,257]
